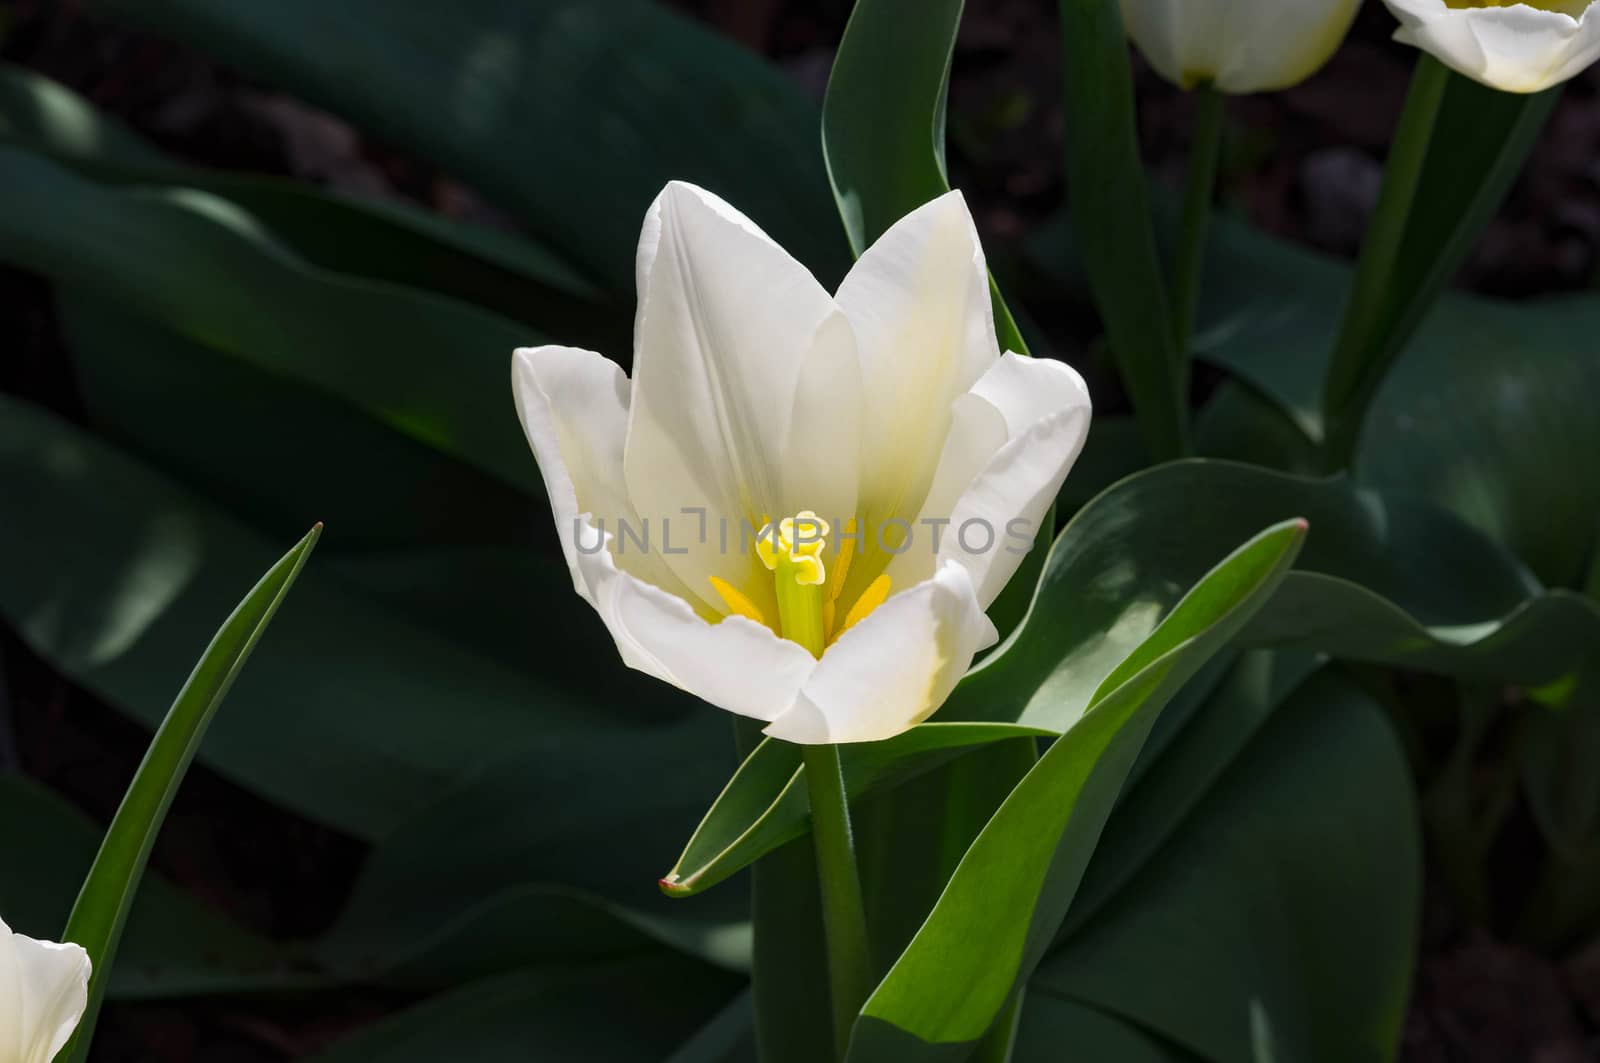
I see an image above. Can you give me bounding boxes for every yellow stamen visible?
[710,576,769,628]
[836,573,891,639]
[826,519,856,604]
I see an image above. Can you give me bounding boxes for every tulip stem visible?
[1319,53,1451,472]
[802,742,872,1060]
[1173,82,1224,379]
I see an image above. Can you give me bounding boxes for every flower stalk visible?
[802,742,872,1060]
[1172,82,1224,380]
[1320,53,1450,472]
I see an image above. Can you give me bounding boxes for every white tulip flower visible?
[514,183,1090,744]
[1120,0,1362,93]
[1383,0,1600,93]
[0,916,91,1063]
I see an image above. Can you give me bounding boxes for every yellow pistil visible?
[757,511,829,657]
[710,511,892,656]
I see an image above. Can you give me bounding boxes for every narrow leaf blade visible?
[61,524,321,1058]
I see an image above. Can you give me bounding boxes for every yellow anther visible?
[710,576,769,628]
[836,573,891,639]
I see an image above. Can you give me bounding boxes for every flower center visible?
[708,511,891,657]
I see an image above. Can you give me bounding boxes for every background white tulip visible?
[1120,0,1362,93]
[1383,0,1600,93]
[514,182,1091,744]
[0,917,90,1063]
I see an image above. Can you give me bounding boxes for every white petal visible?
[1214,0,1362,93]
[0,918,90,1063]
[1383,0,1600,93]
[573,522,819,722]
[1120,0,1192,88]
[1123,0,1359,93]
[836,190,997,541]
[764,562,997,745]
[937,355,1092,609]
[624,181,853,599]
[512,345,706,613]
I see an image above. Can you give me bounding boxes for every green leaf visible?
[1014,996,1194,1062]
[1034,669,1419,1063]
[0,146,540,494]
[1052,650,1321,945]
[665,989,756,1063]
[1321,65,1559,463]
[0,394,692,841]
[59,293,541,554]
[0,64,609,340]
[850,519,1306,1054]
[60,523,320,1059]
[1189,211,1600,589]
[662,722,1050,897]
[820,0,1026,354]
[302,957,744,1063]
[87,0,849,289]
[318,725,752,984]
[1056,0,1185,460]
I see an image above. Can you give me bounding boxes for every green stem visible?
[1319,54,1450,472]
[802,742,872,1060]
[1172,83,1224,378]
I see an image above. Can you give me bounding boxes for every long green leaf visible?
[0,394,691,840]
[1032,669,1419,1063]
[1057,0,1186,460]
[821,0,1027,354]
[0,64,609,339]
[850,519,1306,1055]
[1321,67,1559,464]
[0,146,540,493]
[663,722,1049,897]
[86,0,849,288]
[303,957,743,1063]
[60,523,320,1060]
[1178,213,1600,590]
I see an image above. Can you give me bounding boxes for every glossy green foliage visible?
[83,0,850,289]
[1057,0,1186,460]
[61,526,318,1059]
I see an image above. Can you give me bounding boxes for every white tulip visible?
[1383,0,1600,93]
[513,183,1090,744]
[0,916,90,1063]
[1120,0,1362,93]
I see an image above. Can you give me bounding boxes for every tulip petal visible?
[836,190,997,550]
[0,918,90,1063]
[1123,0,1359,94]
[885,354,1090,609]
[764,561,997,745]
[1384,0,1600,93]
[626,181,854,600]
[572,524,819,722]
[1216,0,1362,93]
[512,345,709,614]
